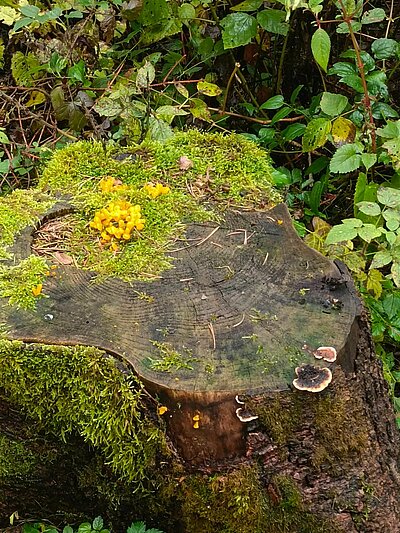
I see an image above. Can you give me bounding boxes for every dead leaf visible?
[179,155,193,170]
[53,251,74,265]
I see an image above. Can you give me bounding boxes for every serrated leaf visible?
[329,143,362,174]
[356,201,381,216]
[257,9,288,36]
[136,61,155,88]
[366,268,383,298]
[220,13,257,50]
[358,223,383,242]
[197,81,222,96]
[92,517,103,531]
[325,224,358,245]
[361,8,386,25]
[127,522,146,533]
[370,250,392,269]
[382,292,400,320]
[377,186,400,208]
[371,38,399,60]
[302,117,331,152]
[311,28,331,72]
[331,117,356,147]
[320,91,348,116]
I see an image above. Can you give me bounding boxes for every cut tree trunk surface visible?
[2,203,360,463]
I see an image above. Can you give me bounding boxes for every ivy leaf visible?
[320,91,348,116]
[370,250,392,269]
[197,81,222,97]
[329,143,362,174]
[311,28,331,72]
[220,13,257,50]
[325,223,358,245]
[302,117,331,152]
[356,201,381,216]
[358,223,383,243]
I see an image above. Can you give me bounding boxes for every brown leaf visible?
[179,155,193,170]
[53,251,74,265]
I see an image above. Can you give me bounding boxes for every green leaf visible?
[356,201,381,216]
[13,17,34,31]
[146,117,173,142]
[281,123,306,141]
[178,3,196,21]
[377,187,400,208]
[328,61,356,77]
[63,527,73,533]
[342,218,363,227]
[257,9,288,36]
[320,91,348,117]
[329,143,362,174]
[136,61,155,88]
[311,28,331,72]
[372,102,399,120]
[325,224,358,245]
[0,128,10,144]
[383,209,400,231]
[78,523,92,533]
[371,38,399,60]
[0,6,19,25]
[232,0,263,11]
[220,13,257,50]
[68,60,86,84]
[361,153,377,170]
[270,106,291,124]
[340,74,364,92]
[302,117,331,152]
[376,120,400,139]
[370,250,392,269]
[92,517,103,531]
[386,232,397,245]
[155,105,187,124]
[358,223,383,243]
[197,80,222,97]
[382,292,400,320]
[336,21,361,34]
[94,97,123,117]
[260,95,284,110]
[127,522,146,533]
[391,261,400,287]
[19,5,40,18]
[361,8,386,24]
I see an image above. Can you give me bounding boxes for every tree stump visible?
[1,202,400,531]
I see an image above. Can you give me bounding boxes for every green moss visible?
[33,131,279,282]
[0,339,166,486]
[177,467,338,533]
[0,255,49,310]
[0,434,38,478]
[0,189,55,259]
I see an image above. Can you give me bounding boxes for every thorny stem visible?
[337,0,376,153]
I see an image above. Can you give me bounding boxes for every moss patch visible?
[0,255,49,310]
[0,434,38,478]
[0,339,166,486]
[177,467,338,533]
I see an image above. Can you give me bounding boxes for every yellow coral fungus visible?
[90,200,145,247]
[99,176,127,193]
[144,182,170,198]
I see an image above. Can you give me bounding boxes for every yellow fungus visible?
[158,406,168,415]
[193,421,200,429]
[32,284,43,296]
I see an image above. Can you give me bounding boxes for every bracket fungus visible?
[236,407,259,423]
[292,364,332,393]
[314,346,337,363]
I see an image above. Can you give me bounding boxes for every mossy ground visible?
[0,131,279,309]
